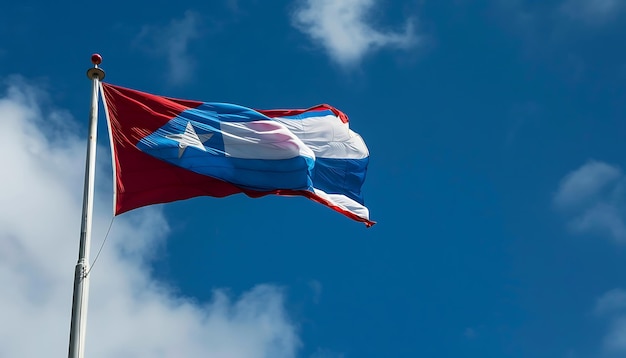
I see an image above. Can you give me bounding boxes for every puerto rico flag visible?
[101,83,374,227]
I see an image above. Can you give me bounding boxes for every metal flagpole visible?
[68,54,105,358]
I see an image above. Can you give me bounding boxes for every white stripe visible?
[313,188,370,220]
[220,120,315,160]
[100,82,119,215]
[274,115,369,159]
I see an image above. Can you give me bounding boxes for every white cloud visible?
[0,78,300,357]
[604,316,626,352]
[554,161,626,243]
[594,289,626,354]
[291,0,418,67]
[137,11,201,85]
[554,161,621,210]
[595,289,626,316]
[560,0,625,24]
[568,202,626,242]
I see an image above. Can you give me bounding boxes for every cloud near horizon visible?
[0,77,300,357]
[291,0,418,67]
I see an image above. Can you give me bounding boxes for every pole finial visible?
[91,54,103,66]
[87,54,105,80]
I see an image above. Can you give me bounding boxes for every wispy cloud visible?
[594,289,626,353]
[491,0,626,86]
[560,0,626,24]
[291,0,419,67]
[309,279,323,304]
[495,0,625,27]
[554,161,626,243]
[554,161,622,210]
[137,11,201,85]
[0,77,300,357]
[226,0,241,12]
[604,316,626,353]
[464,327,478,339]
[595,289,626,316]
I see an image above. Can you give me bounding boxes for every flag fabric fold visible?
[100,83,374,227]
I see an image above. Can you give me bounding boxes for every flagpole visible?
[68,54,105,358]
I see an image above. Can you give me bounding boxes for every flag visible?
[100,83,374,227]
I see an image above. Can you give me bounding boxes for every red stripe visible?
[273,190,376,227]
[258,104,350,123]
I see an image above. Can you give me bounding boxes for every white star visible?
[166,122,214,158]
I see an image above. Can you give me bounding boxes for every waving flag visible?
[101,83,374,227]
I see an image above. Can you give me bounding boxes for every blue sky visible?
[1,0,626,357]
